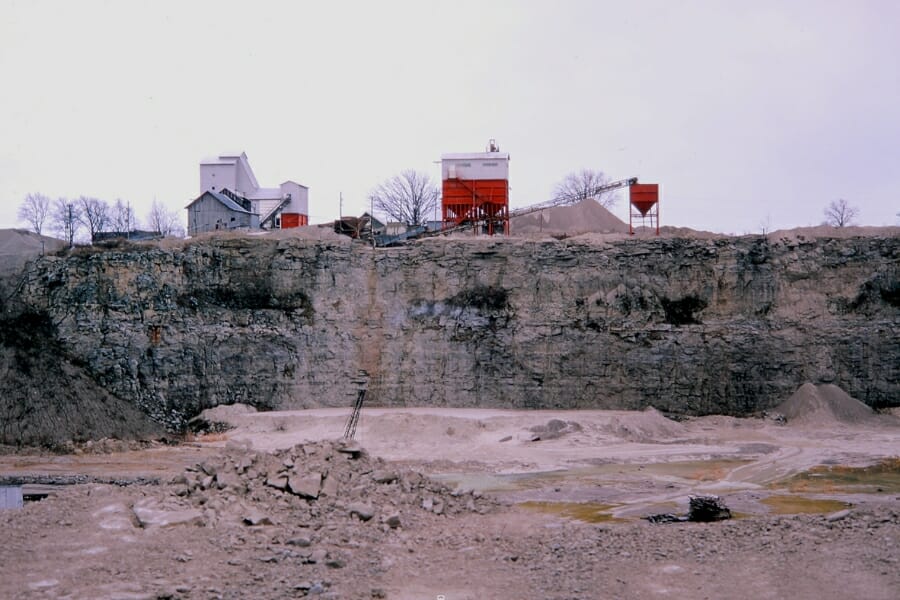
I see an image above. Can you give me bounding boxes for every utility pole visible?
[339,192,343,219]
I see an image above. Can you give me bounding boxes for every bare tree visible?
[369,170,439,226]
[17,193,51,235]
[553,169,618,208]
[823,198,859,227]
[110,198,135,234]
[50,198,82,247]
[146,200,184,237]
[76,196,111,241]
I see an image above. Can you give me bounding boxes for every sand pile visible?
[511,199,629,235]
[775,383,877,426]
[606,407,687,442]
[0,229,65,277]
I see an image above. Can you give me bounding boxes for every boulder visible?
[288,472,322,499]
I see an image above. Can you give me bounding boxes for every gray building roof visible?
[187,190,257,215]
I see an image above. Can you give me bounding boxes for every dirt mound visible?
[511,199,628,235]
[769,225,900,242]
[775,383,877,426]
[0,311,162,448]
[158,439,495,530]
[606,407,687,442]
[0,229,65,277]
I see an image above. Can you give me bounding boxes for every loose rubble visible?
[161,439,494,533]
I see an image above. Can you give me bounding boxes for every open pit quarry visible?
[1,228,898,600]
[1,229,898,442]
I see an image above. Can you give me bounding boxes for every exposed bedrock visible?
[5,233,899,430]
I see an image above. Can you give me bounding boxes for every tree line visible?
[17,193,183,245]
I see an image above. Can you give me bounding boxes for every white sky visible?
[1,0,898,234]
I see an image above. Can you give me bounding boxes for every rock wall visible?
[6,233,899,430]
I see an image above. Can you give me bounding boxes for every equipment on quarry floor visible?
[343,389,366,440]
[645,495,732,523]
[629,183,660,235]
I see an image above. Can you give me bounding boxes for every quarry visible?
[0,223,898,599]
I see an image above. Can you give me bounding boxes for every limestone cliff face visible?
[9,233,899,429]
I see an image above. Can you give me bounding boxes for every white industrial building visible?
[188,152,309,234]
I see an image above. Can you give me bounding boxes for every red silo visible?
[441,139,510,235]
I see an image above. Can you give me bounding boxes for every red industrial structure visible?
[629,183,660,235]
[441,139,510,235]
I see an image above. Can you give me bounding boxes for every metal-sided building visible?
[198,152,309,229]
[186,190,260,235]
[441,140,510,235]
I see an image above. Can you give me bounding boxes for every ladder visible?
[343,389,366,440]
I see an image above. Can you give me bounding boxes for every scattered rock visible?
[348,502,375,521]
[288,473,322,499]
[371,470,399,484]
[242,509,273,526]
[287,536,312,547]
[132,499,204,529]
[826,508,852,522]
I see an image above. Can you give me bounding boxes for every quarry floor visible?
[1,407,898,599]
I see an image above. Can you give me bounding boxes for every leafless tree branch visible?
[369,170,440,226]
[50,198,82,247]
[146,200,184,237]
[823,198,859,227]
[76,196,111,241]
[110,199,135,233]
[553,169,619,208]
[17,193,51,235]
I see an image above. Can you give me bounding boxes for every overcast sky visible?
[2,0,898,234]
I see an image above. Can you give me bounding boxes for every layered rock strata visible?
[5,233,898,430]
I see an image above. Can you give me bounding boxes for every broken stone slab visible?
[421,497,433,511]
[92,503,137,531]
[826,508,852,522]
[307,549,327,564]
[132,499,204,528]
[320,474,339,497]
[371,470,399,484]
[265,474,289,491]
[215,470,242,490]
[336,442,363,458]
[288,472,322,499]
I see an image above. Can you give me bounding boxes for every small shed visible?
[186,190,260,236]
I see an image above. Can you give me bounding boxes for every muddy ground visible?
[1,404,898,600]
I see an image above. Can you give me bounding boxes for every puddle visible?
[774,458,900,494]
[761,495,850,515]
[519,501,625,523]
[434,459,753,493]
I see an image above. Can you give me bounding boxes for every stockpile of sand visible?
[0,229,65,277]
[606,407,687,442]
[511,199,629,235]
[775,383,877,426]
